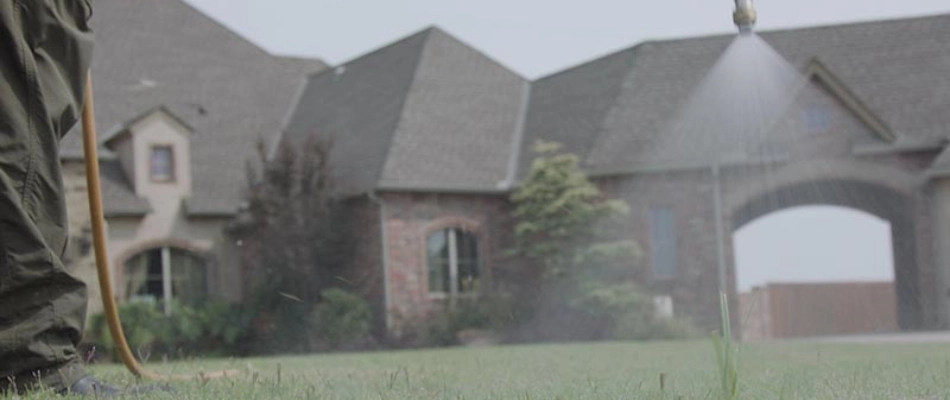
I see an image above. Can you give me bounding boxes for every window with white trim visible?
[427,228,480,295]
[124,247,207,314]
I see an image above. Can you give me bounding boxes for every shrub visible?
[310,288,374,350]
[87,299,161,358]
[612,310,699,341]
[507,141,697,343]
[424,296,515,346]
[87,299,251,360]
[570,281,699,341]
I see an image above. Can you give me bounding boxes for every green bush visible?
[424,296,514,346]
[87,299,251,360]
[612,310,699,341]
[310,288,374,350]
[88,300,162,356]
[569,282,699,341]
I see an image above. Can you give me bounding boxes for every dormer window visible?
[150,145,175,182]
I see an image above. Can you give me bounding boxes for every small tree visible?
[511,140,635,279]
[510,141,690,341]
[230,136,357,353]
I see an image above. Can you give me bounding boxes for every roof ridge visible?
[550,11,950,85]
[425,27,527,81]
[306,27,437,79]
[631,11,950,48]
[759,10,950,37]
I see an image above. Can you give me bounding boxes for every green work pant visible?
[0,0,94,392]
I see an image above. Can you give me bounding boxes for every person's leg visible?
[0,0,94,393]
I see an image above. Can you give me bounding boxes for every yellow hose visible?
[81,72,236,381]
[81,72,158,380]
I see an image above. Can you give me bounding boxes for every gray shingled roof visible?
[288,14,950,194]
[518,47,640,178]
[527,13,950,175]
[98,160,152,217]
[284,28,528,194]
[63,0,325,216]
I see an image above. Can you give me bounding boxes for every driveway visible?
[801,331,950,344]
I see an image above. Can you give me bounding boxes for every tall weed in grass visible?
[712,292,739,400]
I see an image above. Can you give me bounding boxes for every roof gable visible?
[62,0,325,216]
[284,27,527,194]
[804,59,894,143]
[518,46,641,180]
[521,13,950,175]
[102,106,193,149]
[283,29,430,194]
[378,29,528,191]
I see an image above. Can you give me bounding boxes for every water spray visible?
[733,0,757,34]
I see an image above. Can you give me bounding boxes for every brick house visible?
[60,0,324,317]
[65,1,950,338]
[283,15,950,335]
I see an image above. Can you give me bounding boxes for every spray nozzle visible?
[733,0,757,34]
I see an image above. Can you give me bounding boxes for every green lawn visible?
[15,340,950,399]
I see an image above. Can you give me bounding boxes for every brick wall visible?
[599,172,729,331]
[380,192,515,336]
[343,197,386,335]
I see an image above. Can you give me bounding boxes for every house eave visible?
[186,210,237,218]
[926,169,950,180]
[587,155,790,178]
[104,208,151,218]
[375,182,512,194]
[851,138,945,156]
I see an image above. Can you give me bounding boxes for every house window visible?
[804,104,831,134]
[427,228,480,295]
[649,206,678,280]
[150,145,175,182]
[124,247,207,314]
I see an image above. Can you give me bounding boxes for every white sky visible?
[183,0,937,289]
[184,0,950,78]
[734,206,894,292]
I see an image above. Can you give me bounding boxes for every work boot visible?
[59,376,174,397]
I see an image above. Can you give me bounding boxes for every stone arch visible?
[723,159,922,214]
[728,178,924,330]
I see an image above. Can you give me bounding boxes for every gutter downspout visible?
[712,164,728,295]
[369,190,394,332]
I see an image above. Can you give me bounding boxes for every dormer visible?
[102,107,193,199]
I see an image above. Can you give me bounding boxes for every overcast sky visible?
[183,0,944,290]
[184,0,950,78]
